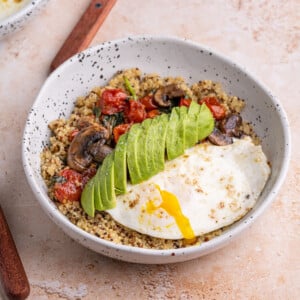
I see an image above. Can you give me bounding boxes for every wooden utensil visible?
[0,206,30,300]
[50,0,117,72]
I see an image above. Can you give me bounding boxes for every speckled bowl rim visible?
[0,0,47,37]
[22,35,291,263]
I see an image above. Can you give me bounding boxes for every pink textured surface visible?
[0,0,299,298]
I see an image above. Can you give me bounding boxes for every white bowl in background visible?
[22,36,291,264]
[0,0,48,39]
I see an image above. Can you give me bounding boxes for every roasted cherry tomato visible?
[199,97,226,120]
[97,88,128,115]
[113,123,132,143]
[124,100,147,123]
[139,95,158,111]
[53,169,83,203]
[147,109,161,119]
[179,98,192,107]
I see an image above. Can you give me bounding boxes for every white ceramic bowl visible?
[22,36,291,264]
[0,0,48,39]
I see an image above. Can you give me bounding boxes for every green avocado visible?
[99,158,108,209]
[178,106,189,149]
[103,153,116,209]
[94,167,103,211]
[126,123,143,184]
[138,118,153,181]
[183,102,199,148]
[146,117,158,177]
[187,101,201,144]
[197,103,215,141]
[166,107,183,160]
[114,132,128,194]
[99,153,116,209]
[177,106,186,149]
[81,177,95,217]
[152,114,168,173]
[188,100,201,117]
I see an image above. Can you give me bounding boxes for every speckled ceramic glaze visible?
[22,36,291,264]
[0,0,48,39]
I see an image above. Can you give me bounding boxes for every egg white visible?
[108,137,271,240]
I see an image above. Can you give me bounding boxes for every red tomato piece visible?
[147,109,161,119]
[113,123,132,143]
[199,97,226,120]
[53,169,83,203]
[124,100,147,124]
[179,98,192,107]
[68,129,79,142]
[97,89,128,115]
[139,95,158,111]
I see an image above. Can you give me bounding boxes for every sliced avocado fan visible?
[81,102,214,217]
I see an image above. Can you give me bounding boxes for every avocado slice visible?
[99,157,109,209]
[197,103,215,141]
[181,104,198,148]
[98,153,116,209]
[166,107,184,160]
[188,100,201,137]
[127,123,143,184]
[188,100,201,117]
[81,177,95,217]
[93,167,103,211]
[114,132,128,194]
[152,114,168,172]
[103,153,116,209]
[178,106,188,148]
[146,118,158,177]
[138,118,153,181]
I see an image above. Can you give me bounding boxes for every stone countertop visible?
[0,0,299,299]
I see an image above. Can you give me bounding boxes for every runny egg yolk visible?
[146,185,195,240]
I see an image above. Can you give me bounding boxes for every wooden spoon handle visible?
[0,206,30,300]
[50,0,117,72]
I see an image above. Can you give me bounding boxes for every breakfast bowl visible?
[22,36,291,264]
[0,0,48,39]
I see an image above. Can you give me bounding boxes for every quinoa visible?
[41,68,258,249]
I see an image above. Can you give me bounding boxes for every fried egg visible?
[108,137,271,240]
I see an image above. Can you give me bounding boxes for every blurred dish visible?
[0,0,48,39]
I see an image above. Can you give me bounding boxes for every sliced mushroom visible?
[208,127,233,146]
[153,84,185,107]
[220,114,242,137]
[77,116,97,130]
[89,143,113,163]
[67,124,109,172]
